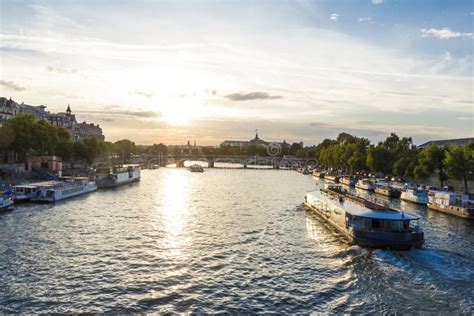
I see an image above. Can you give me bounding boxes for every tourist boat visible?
[427,191,474,219]
[304,184,424,249]
[12,181,58,203]
[189,164,204,172]
[31,177,97,203]
[96,165,141,188]
[324,174,340,183]
[400,187,428,205]
[374,184,401,198]
[355,179,375,191]
[0,190,14,211]
[340,176,357,187]
[312,170,326,178]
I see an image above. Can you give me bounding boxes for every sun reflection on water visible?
[159,170,191,259]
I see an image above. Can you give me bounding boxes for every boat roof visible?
[307,190,420,220]
[13,181,62,188]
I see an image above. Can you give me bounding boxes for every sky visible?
[0,0,473,146]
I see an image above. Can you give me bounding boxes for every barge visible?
[374,184,401,198]
[355,179,375,191]
[428,191,474,219]
[340,176,357,187]
[400,187,428,205]
[312,170,326,178]
[0,190,14,211]
[12,181,59,203]
[31,177,97,203]
[324,174,340,183]
[96,165,141,188]
[304,184,424,250]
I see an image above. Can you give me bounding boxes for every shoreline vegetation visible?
[0,114,473,193]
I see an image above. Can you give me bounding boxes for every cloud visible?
[225,92,283,101]
[421,28,473,39]
[46,65,78,73]
[75,109,161,118]
[0,80,26,91]
[358,17,373,23]
[131,91,154,98]
[329,13,339,22]
[371,0,383,4]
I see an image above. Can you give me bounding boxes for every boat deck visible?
[308,189,419,220]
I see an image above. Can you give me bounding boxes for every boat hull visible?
[375,187,401,198]
[304,201,424,250]
[0,199,14,211]
[32,184,97,203]
[400,193,428,205]
[428,203,474,219]
[97,176,140,188]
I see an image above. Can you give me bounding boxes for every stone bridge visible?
[144,154,317,169]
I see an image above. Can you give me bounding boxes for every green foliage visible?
[444,144,474,193]
[0,113,74,160]
[415,144,447,185]
[147,143,168,156]
[114,139,138,161]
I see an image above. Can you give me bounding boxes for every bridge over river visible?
[143,154,317,169]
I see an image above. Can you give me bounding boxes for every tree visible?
[289,142,303,156]
[444,144,474,193]
[0,113,37,160]
[148,143,168,156]
[416,144,447,186]
[366,145,392,174]
[114,139,138,161]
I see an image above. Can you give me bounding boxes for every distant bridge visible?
[143,154,317,169]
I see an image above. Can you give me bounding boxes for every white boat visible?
[13,181,59,203]
[31,177,97,203]
[428,191,474,219]
[189,164,204,172]
[0,190,14,211]
[355,179,375,191]
[304,184,424,250]
[96,165,141,188]
[340,176,357,187]
[400,187,428,205]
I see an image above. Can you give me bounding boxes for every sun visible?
[161,96,204,125]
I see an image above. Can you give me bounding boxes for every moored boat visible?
[400,187,428,205]
[340,176,357,187]
[0,190,14,211]
[13,181,58,203]
[304,184,424,250]
[312,170,326,178]
[428,191,474,219]
[355,179,375,191]
[96,165,141,188]
[31,177,97,203]
[374,184,401,198]
[324,174,340,183]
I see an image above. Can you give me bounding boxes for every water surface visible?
[1,169,473,313]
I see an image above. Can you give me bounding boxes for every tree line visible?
[312,132,473,193]
[1,114,472,192]
[0,113,141,164]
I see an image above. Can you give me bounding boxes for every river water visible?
[1,169,473,313]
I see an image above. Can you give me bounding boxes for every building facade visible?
[220,131,297,150]
[418,137,473,148]
[0,97,104,141]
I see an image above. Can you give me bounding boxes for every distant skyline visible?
[1,0,473,145]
